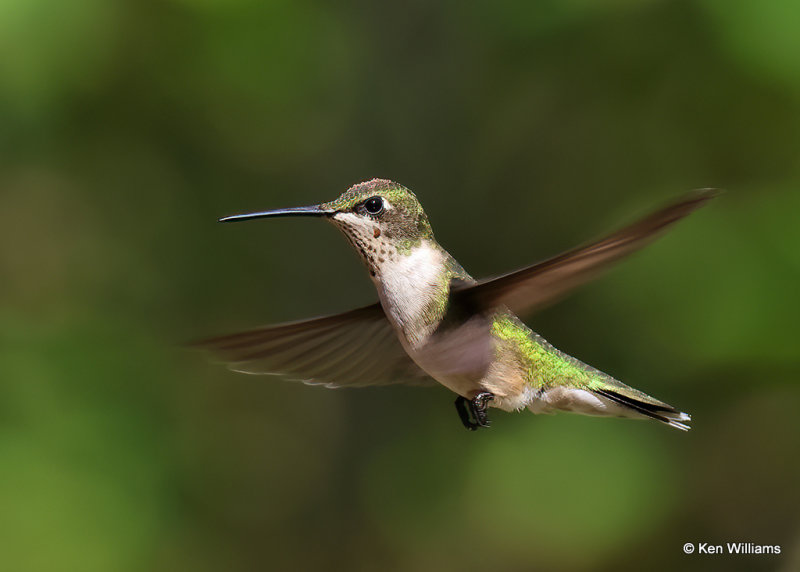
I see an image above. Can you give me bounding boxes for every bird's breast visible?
[373,242,451,348]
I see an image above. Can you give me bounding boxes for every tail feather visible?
[594,388,691,431]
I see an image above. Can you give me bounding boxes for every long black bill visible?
[219,205,334,223]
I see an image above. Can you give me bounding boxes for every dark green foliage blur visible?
[1,1,799,570]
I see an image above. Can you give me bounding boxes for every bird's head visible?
[220,178,436,274]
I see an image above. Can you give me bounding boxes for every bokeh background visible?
[2,0,799,570]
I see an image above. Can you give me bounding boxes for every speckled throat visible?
[329,211,403,277]
[330,211,459,348]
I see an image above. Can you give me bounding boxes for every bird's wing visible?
[192,302,435,388]
[453,189,719,316]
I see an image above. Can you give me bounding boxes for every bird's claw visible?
[454,392,494,431]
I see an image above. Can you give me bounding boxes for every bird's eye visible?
[363,196,384,215]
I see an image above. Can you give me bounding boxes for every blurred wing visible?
[455,189,720,316]
[413,314,494,381]
[193,303,434,388]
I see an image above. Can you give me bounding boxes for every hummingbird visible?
[197,179,717,431]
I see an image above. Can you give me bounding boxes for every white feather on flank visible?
[524,386,692,431]
[526,387,630,416]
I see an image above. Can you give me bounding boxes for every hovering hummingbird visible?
[197,179,717,431]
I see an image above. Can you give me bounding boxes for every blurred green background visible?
[2,0,799,570]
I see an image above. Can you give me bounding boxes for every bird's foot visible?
[454,396,476,430]
[454,392,495,431]
[471,391,494,427]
